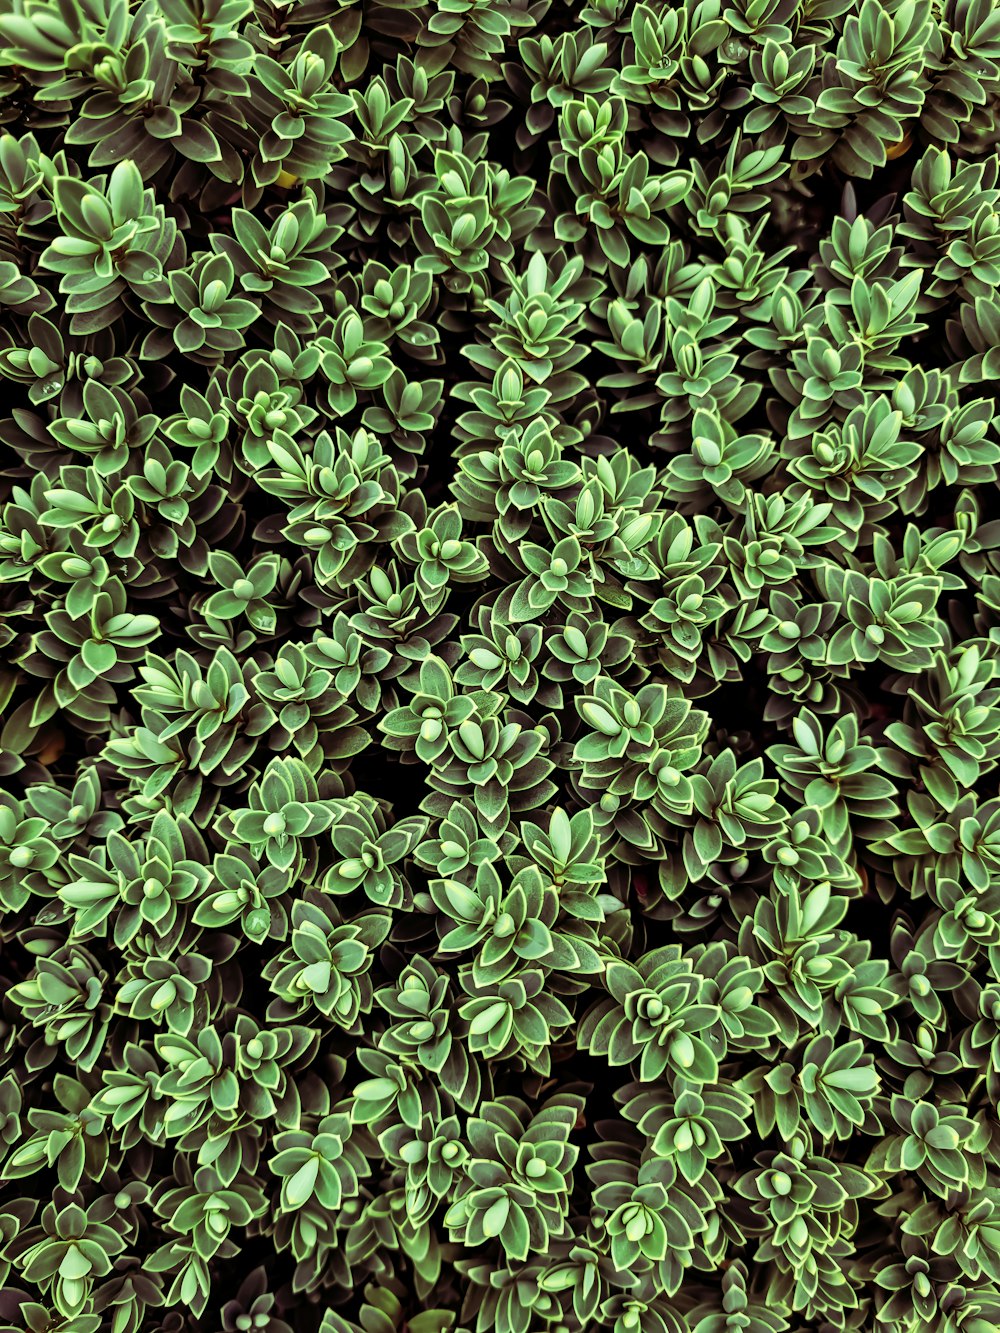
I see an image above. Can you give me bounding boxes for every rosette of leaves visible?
[958,979,1000,1101]
[451,358,552,459]
[7,937,112,1073]
[152,1162,267,1260]
[10,1197,127,1318]
[724,492,837,599]
[379,655,476,766]
[784,398,922,545]
[515,805,607,894]
[0,789,59,911]
[210,194,341,325]
[424,705,557,836]
[586,1130,716,1291]
[261,889,390,1029]
[556,105,689,267]
[735,1133,876,1315]
[798,0,931,178]
[103,646,273,818]
[457,964,575,1074]
[543,609,636,692]
[768,320,846,437]
[759,1033,882,1142]
[194,845,287,944]
[411,146,541,283]
[443,1092,583,1263]
[872,790,1000,897]
[59,809,210,947]
[867,1096,987,1196]
[817,565,945,671]
[534,485,662,611]
[689,940,779,1054]
[431,860,605,982]
[454,598,555,707]
[616,1077,753,1183]
[662,404,775,511]
[767,709,901,853]
[37,160,175,335]
[90,1041,166,1153]
[865,1231,982,1332]
[0,472,51,599]
[573,677,711,837]
[216,757,336,874]
[1,1072,106,1192]
[685,750,785,874]
[114,933,217,1035]
[379,1112,469,1228]
[160,378,230,479]
[885,642,1000,806]
[17,575,161,725]
[269,1110,370,1214]
[33,531,114,622]
[199,552,283,637]
[350,561,458,676]
[373,955,480,1109]
[304,614,392,715]
[688,1260,789,1333]
[45,379,158,478]
[38,463,140,565]
[314,308,395,418]
[357,261,438,358]
[393,498,489,600]
[246,27,355,188]
[414,799,509,880]
[364,367,444,456]
[169,1019,312,1160]
[636,564,737,684]
[465,250,596,394]
[759,592,840,716]
[221,1268,293,1333]
[349,1039,446,1136]
[322,796,427,908]
[741,880,861,1039]
[898,1188,1000,1289]
[253,643,370,768]
[142,252,259,364]
[685,137,789,243]
[926,880,1000,974]
[226,356,318,474]
[504,533,598,623]
[579,944,722,1083]
[262,426,411,591]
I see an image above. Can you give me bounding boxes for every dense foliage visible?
[3,0,1000,1330]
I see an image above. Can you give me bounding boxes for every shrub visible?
[2,1,1000,1331]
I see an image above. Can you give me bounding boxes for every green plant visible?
[3,2,1000,1329]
